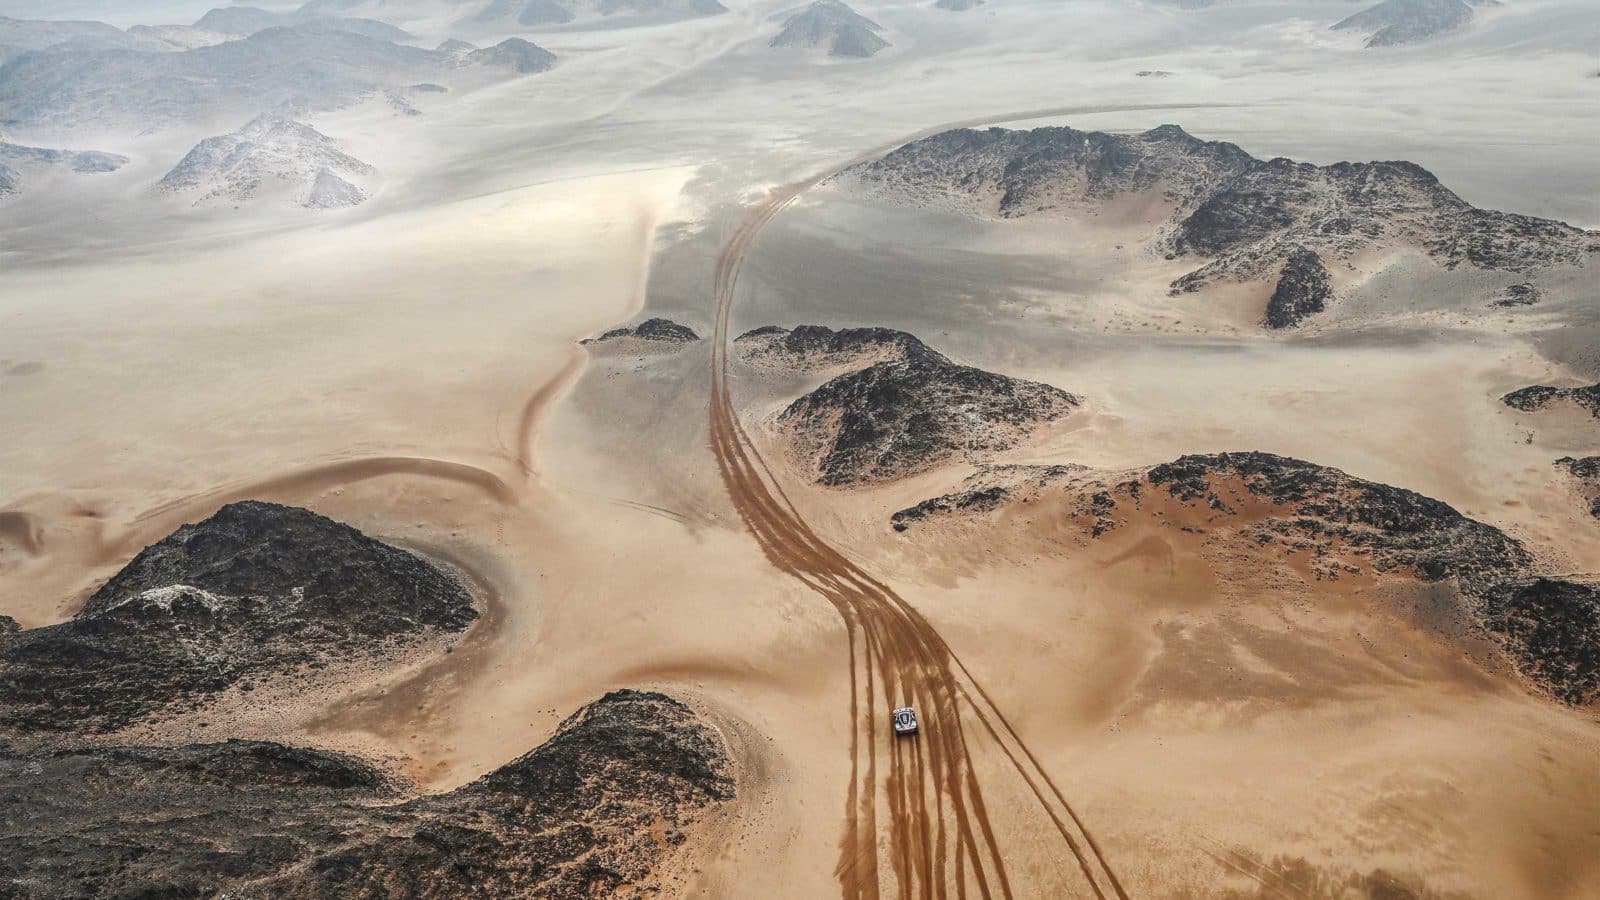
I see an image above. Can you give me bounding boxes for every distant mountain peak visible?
[770,0,890,58]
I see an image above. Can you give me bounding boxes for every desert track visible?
[704,106,1221,899]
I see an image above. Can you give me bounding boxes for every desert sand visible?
[2,0,1599,896]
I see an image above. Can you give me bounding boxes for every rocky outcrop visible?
[1556,456,1600,519]
[159,114,374,209]
[935,0,985,9]
[1501,382,1600,419]
[842,124,1598,327]
[1264,246,1332,328]
[770,329,1077,485]
[1492,282,1540,307]
[1478,578,1600,706]
[193,6,413,42]
[466,37,557,74]
[891,451,1600,706]
[770,0,889,58]
[0,690,734,898]
[734,324,926,371]
[0,138,127,197]
[1332,0,1493,47]
[582,317,700,346]
[475,0,727,27]
[0,501,477,733]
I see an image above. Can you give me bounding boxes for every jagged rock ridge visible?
[892,451,1600,706]
[841,124,1598,327]
[0,501,477,733]
[582,317,701,346]
[770,0,889,58]
[1501,382,1600,419]
[755,326,1078,485]
[0,26,554,130]
[1332,0,1496,47]
[159,114,374,209]
[0,690,734,898]
[734,324,928,371]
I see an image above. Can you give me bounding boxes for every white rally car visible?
[891,706,919,736]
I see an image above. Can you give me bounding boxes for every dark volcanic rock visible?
[0,691,734,899]
[1264,246,1332,328]
[844,124,1598,317]
[583,317,700,346]
[892,450,1600,706]
[734,324,926,370]
[770,0,889,58]
[1477,578,1600,706]
[1556,456,1600,519]
[1501,382,1600,419]
[1492,282,1540,307]
[0,501,477,734]
[773,332,1078,484]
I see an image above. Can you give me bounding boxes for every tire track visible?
[705,104,1231,898]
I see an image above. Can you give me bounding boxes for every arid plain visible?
[2,0,1598,897]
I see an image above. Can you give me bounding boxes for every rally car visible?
[891,706,919,736]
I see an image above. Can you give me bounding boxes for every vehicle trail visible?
[706,104,1218,898]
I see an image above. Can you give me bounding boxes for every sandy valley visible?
[2,0,1598,897]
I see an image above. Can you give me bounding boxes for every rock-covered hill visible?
[734,324,927,371]
[582,317,700,347]
[0,14,154,63]
[464,36,557,73]
[1501,382,1600,419]
[0,501,477,733]
[193,6,414,42]
[840,124,1599,328]
[1332,0,1494,47]
[0,690,734,898]
[751,326,1078,485]
[770,0,889,58]
[0,136,127,198]
[0,25,553,131]
[478,0,727,27]
[892,451,1600,706]
[159,114,375,209]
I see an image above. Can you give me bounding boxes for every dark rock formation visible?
[770,0,889,58]
[842,124,1598,322]
[1492,282,1540,307]
[774,332,1077,484]
[0,501,477,733]
[1264,246,1332,328]
[0,690,734,899]
[1556,456,1600,519]
[734,324,926,370]
[582,317,700,346]
[1477,578,1600,706]
[466,37,556,73]
[1501,382,1600,419]
[891,451,1600,706]
[1332,0,1493,47]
